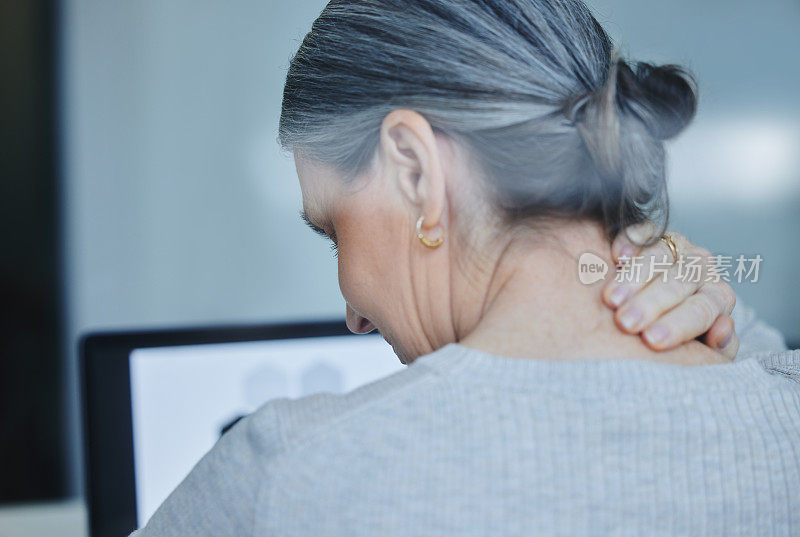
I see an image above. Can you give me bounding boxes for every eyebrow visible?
[299,209,327,238]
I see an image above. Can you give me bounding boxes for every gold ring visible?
[659,234,679,264]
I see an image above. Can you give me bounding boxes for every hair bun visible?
[561,57,698,240]
[616,60,699,141]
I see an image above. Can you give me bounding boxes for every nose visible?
[346,303,375,334]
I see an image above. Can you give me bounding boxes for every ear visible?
[379,109,446,229]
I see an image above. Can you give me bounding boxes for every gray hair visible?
[279,0,698,241]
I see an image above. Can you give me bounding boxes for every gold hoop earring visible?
[416,216,444,249]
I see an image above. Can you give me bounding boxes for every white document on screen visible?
[129,334,402,526]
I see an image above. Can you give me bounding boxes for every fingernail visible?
[619,307,642,331]
[609,285,629,307]
[718,330,733,349]
[619,245,634,261]
[645,324,669,344]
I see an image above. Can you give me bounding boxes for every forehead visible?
[294,153,340,218]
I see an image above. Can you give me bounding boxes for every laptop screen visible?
[128,333,401,526]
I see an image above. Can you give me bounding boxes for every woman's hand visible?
[602,222,739,359]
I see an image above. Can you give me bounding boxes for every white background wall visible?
[61,0,800,494]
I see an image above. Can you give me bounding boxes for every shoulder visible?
[131,353,445,536]
[748,348,800,385]
[259,355,442,450]
[731,299,788,355]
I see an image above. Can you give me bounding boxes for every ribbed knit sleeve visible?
[732,299,789,357]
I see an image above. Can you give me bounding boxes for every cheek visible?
[336,246,358,306]
[336,227,382,315]
[335,205,403,321]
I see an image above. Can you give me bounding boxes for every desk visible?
[0,499,87,537]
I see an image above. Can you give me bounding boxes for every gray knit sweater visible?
[134,303,799,536]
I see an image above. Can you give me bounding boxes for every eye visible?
[329,230,339,258]
[300,209,338,257]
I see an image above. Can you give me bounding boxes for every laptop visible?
[80,320,402,537]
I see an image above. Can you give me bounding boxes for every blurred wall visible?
[61,0,800,495]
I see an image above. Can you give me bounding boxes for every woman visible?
[134,0,798,535]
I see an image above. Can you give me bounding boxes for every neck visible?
[456,219,725,366]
